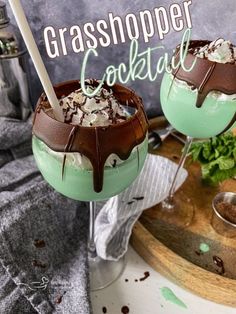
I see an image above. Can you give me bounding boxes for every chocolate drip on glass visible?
[33,80,148,193]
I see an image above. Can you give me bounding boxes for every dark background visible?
[6,0,236,117]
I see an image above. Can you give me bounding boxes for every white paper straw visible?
[9,0,64,122]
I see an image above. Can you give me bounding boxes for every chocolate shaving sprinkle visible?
[127,201,134,205]
[216,201,236,224]
[32,259,47,269]
[33,239,46,248]
[133,196,144,201]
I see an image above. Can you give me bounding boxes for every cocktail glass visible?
[32,80,148,290]
[158,40,236,227]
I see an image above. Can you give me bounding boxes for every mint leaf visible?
[218,157,235,170]
[203,167,236,186]
[214,149,220,159]
[191,145,202,161]
[233,147,236,161]
[202,142,212,160]
[189,132,236,184]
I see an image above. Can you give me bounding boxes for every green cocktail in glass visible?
[32,80,148,290]
[32,135,148,201]
[161,72,236,139]
[158,39,236,227]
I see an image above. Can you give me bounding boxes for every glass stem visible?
[88,201,97,259]
[168,136,193,199]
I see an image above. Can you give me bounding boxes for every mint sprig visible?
[189,132,236,185]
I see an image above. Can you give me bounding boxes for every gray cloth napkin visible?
[0,117,32,167]
[0,117,91,314]
[95,154,188,260]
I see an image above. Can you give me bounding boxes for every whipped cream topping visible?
[44,80,143,170]
[194,38,236,64]
[41,138,145,170]
[59,80,128,126]
[170,73,236,100]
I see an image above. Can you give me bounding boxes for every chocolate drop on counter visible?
[213,255,225,275]
[121,305,129,313]
[139,271,150,281]
[55,291,66,304]
[33,81,149,193]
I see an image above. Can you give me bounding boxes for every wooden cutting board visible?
[131,118,236,307]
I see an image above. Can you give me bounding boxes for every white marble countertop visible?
[91,246,235,314]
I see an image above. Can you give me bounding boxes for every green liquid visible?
[161,73,236,138]
[199,243,210,253]
[32,136,148,201]
[160,287,187,309]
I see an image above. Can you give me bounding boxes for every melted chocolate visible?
[172,40,236,111]
[213,255,225,275]
[139,271,150,281]
[33,81,148,193]
[121,306,130,314]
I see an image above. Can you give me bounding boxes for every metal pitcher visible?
[0,1,32,120]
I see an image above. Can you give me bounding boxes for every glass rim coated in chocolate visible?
[172,40,236,108]
[170,40,236,133]
[33,80,149,193]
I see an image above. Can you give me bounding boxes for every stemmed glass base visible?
[156,136,195,228]
[157,192,195,227]
[88,201,125,291]
[89,255,125,291]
